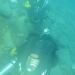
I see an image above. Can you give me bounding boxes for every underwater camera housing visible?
[0,58,17,75]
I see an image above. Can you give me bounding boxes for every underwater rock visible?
[9,0,18,9]
[0,2,11,17]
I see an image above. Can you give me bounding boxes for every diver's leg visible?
[45,65,51,75]
[35,53,51,75]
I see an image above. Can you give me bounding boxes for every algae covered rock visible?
[0,2,11,17]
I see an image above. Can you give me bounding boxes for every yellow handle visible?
[10,47,17,56]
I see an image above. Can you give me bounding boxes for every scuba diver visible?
[24,0,49,23]
[0,30,58,75]
[18,33,58,75]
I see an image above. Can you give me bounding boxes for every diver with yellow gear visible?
[24,0,49,23]
[0,32,58,75]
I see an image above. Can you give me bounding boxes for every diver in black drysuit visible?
[17,33,58,75]
[25,0,49,23]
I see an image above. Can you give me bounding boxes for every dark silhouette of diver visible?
[16,33,58,75]
[24,0,49,23]
[0,33,58,75]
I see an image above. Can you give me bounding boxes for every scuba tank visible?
[0,58,17,75]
